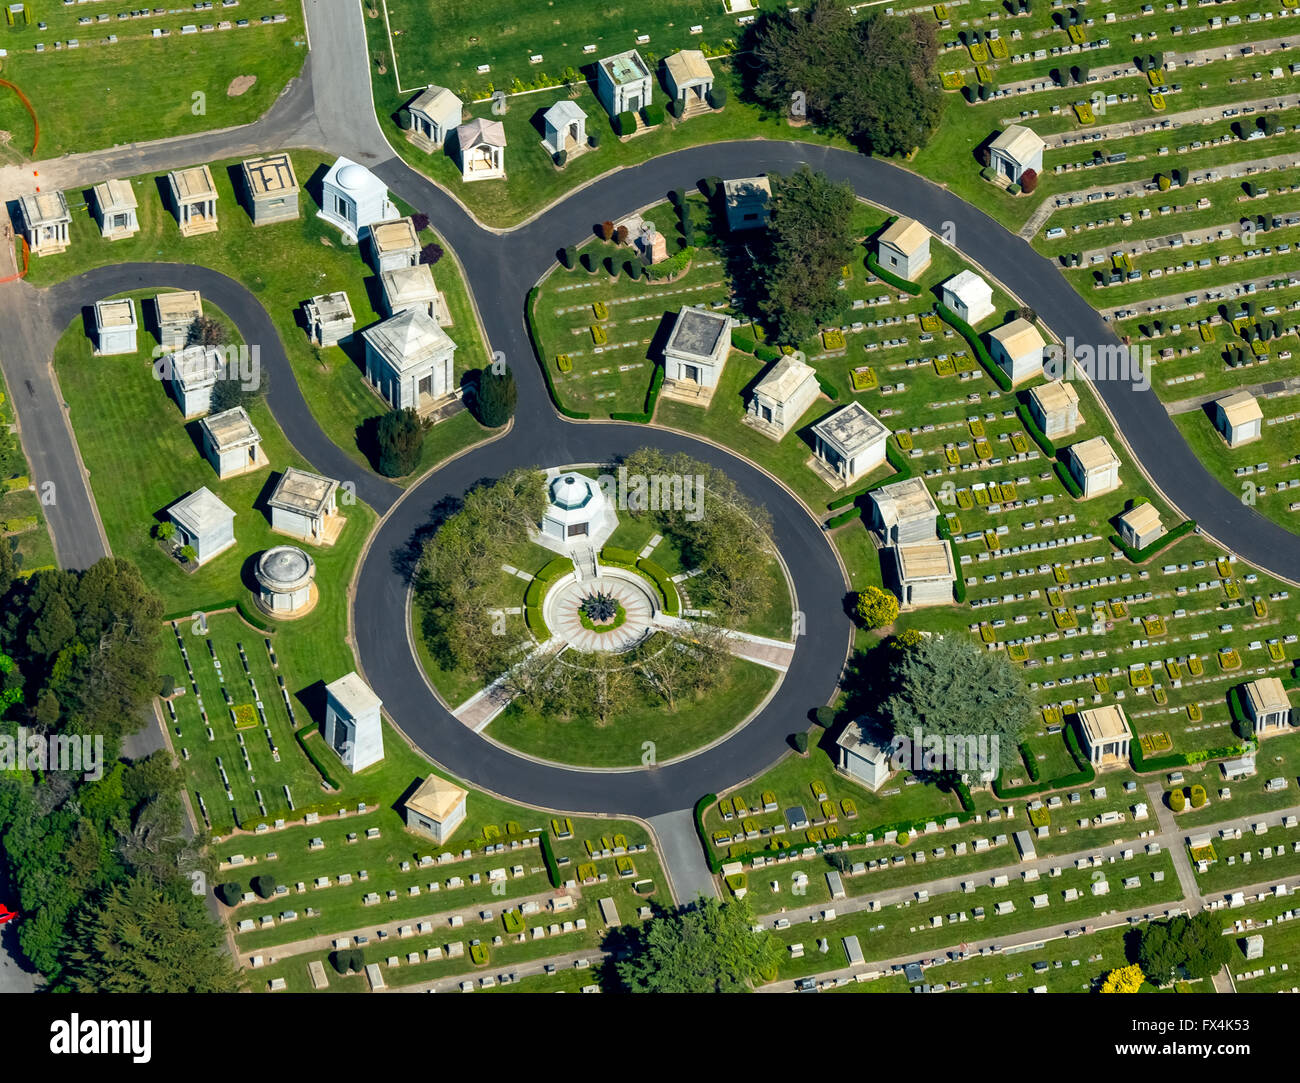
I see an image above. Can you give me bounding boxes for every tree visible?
[560,245,577,269]
[375,407,427,477]
[637,625,731,712]
[62,876,242,992]
[814,705,836,728]
[1169,788,1185,812]
[1136,911,1232,985]
[1016,305,1038,323]
[1099,964,1145,993]
[215,882,242,907]
[758,166,856,343]
[155,521,176,542]
[185,315,224,348]
[792,730,809,754]
[411,212,430,232]
[854,586,899,629]
[1189,784,1207,808]
[615,896,779,992]
[419,242,443,265]
[208,377,245,415]
[474,365,516,428]
[881,635,1032,772]
[600,220,615,241]
[251,874,276,899]
[1019,167,1038,194]
[742,1,942,155]
[615,224,629,245]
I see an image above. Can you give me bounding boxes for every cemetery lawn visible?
[51,293,376,630]
[0,367,56,576]
[23,151,497,484]
[485,650,779,768]
[164,611,328,835]
[0,0,306,162]
[365,25,851,229]
[1173,407,1300,536]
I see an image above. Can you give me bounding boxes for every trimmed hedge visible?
[1108,519,1197,563]
[538,830,562,887]
[694,792,721,872]
[1015,402,1056,457]
[600,546,638,565]
[525,606,550,640]
[526,286,591,419]
[825,507,860,529]
[731,329,757,353]
[609,362,665,422]
[615,109,637,135]
[754,344,782,362]
[866,251,923,295]
[637,557,680,615]
[936,301,1013,391]
[643,102,666,127]
[1053,458,1084,498]
[816,374,841,401]
[295,723,342,790]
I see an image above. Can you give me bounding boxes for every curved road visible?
[10,0,1300,823]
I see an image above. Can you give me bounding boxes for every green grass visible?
[24,150,497,485]
[0,367,55,576]
[52,294,376,629]
[486,650,779,767]
[0,1,307,161]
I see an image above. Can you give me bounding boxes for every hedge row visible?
[294,723,342,791]
[609,362,665,423]
[824,440,917,516]
[936,300,1013,391]
[1124,713,1251,773]
[523,556,574,607]
[816,374,841,401]
[1108,519,1197,563]
[525,606,550,640]
[637,557,680,616]
[697,791,982,873]
[991,718,1095,798]
[526,286,591,420]
[866,251,923,295]
[1053,458,1084,498]
[1015,401,1056,457]
[597,548,680,615]
[538,830,562,888]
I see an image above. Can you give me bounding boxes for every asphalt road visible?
[7,0,1300,828]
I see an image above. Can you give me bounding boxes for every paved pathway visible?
[545,574,657,653]
[648,808,719,904]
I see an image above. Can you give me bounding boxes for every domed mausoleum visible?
[538,471,617,554]
[254,545,317,617]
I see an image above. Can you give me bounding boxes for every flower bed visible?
[851,365,878,391]
[556,353,572,372]
[822,328,846,351]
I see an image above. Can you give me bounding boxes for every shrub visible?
[791,731,809,754]
[159,674,175,698]
[706,86,727,109]
[419,242,443,265]
[754,344,781,362]
[474,365,516,428]
[1006,182,1021,195]
[643,102,666,127]
[866,250,922,295]
[588,130,601,149]
[730,329,757,353]
[1168,788,1185,813]
[375,407,427,477]
[559,245,576,269]
[855,585,899,629]
[1189,784,1207,809]
[600,220,615,241]
[814,706,836,728]
[553,149,567,167]
[1020,168,1038,194]
[215,882,242,907]
[251,875,277,899]
[615,110,636,136]
[179,545,197,564]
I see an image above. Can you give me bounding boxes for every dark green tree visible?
[62,876,242,992]
[615,896,779,992]
[1137,911,1233,985]
[758,166,856,343]
[474,365,517,428]
[375,408,427,477]
[881,634,1032,772]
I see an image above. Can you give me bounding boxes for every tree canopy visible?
[742,0,943,156]
[615,896,779,992]
[757,167,857,345]
[375,407,428,477]
[1136,911,1232,985]
[881,634,1032,771]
